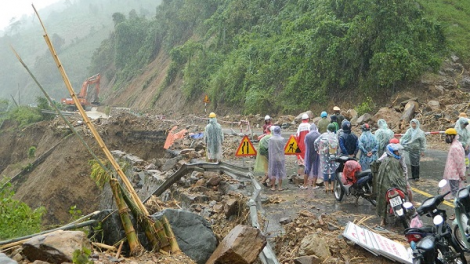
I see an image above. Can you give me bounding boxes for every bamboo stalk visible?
[109,179,143,256]
[115,241,124,259]
[92,242,116,252]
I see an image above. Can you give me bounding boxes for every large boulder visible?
[22,231,90,264]
[151,209,217,264]
[298,233,331,260]
[372,107,401,130]
[356,113,372,125]
[206,225,266,264]
[345,109,358,120]
[427,100,441,111]
[400,101,419,128]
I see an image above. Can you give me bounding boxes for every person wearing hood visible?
[358,123,378,170]
[300,124,321,190]
[455,117,470,154]
[255,125,272,187]
[314,123,339,192]
[339,121,359,158]
[204,112,224,162]
[440,128,466,199]
[400,119,426,181]
[376,143,408,226]
[317,111,330,134]
[336,119,349,155]
[374,119,395,157]
[268,126,287,191]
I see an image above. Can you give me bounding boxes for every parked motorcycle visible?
[333,156,376,206]
[385,187,419,228]
[452,184,470,252]
[405,181,466,264]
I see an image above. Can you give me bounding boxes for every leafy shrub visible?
[28,146,37,158]
[0,181,46,239]
[355,97,375,116]
[6,106,43,128]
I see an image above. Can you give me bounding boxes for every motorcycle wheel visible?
[453,225,468,251]
[363,184,376,207]
[334,179,344,201]
[437,247,466,264]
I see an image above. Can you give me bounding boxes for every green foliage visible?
[89,160,111,189]
[355,97,375,116]
[68,205,83,222]
[28,146,37,159]
[6,106,43,128]
[0,180,46,240]
[72,247,93,264]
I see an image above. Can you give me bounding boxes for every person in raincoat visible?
[358,123,378,170]
[314,123,339,192]
[455,117,470,154]
[268,126,286,191]
[296,114,311,184]
[317,111,330,134]
[376,143,408,226]
[204,112,224,162]
[440,128,466,199]
[339,121,358,158]
[374,119,395,157]
[255,126,272,187]
[300,124,321,190]
[400,119,426,181]
[263,115,273,134]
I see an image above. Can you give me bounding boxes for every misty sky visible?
[0,0,60,30]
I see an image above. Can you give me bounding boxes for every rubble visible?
[206,225,266,264]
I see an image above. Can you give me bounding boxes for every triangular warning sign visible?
[284,135,300,155]
[235,136,257,157]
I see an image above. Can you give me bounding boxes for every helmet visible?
[265,115,271,121]
[327,123,336,132]
[445,128,457,135]
[361,123,370,131]
[389,138,399,144]
[209,112,216,118]
[333,106,340,111]
[302,113,309,120]
[321,111,327,118]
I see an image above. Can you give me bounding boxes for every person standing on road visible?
[358,123,378,170]
[455,117,470,166]
[296,114,311,183]
[300,124,321,190]
[375,119,395,157]
[336,119,349,156]
[314,124,339,192]
[333,106,345,125]
[268,126,286,191]
[317,111,330,134]
[263,115,273,134]
[400,119,426,181]
[376,143,408,226]
[440,128,466,199]
[339,121,359,158]
[204,112,224,162]
[255,125,272,187]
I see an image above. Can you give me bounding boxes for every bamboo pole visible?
[109,179,143,256]
[31,4,157,217]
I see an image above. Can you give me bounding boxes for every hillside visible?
[87,0,469,116]
[0,0,161,105]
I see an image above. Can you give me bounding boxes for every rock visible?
[298,233,331,260]
[311,117,321,124]
[152,209,217,264]
[154,159,164,168]
[294,255,322,264]
[0,253,18,264]
[372,107,401,129]
[400,100,419,125]
[294,111,314,123]
[213,204,224,213]
[195,178,206,187]
[180,193,209,207]
[207,175,222,186]
[31,261,50,264]
[145,163,157,170]
[427,100,441,111]
[224,199,240,218]
[356,113,372,125]
[350,116,358,126]
[279,217,292,225]
[346,109,358,120]
[206,225,267,264]
[162,157,179,171]
[22,230,90,264]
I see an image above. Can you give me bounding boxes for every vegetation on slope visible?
[91,0,470,114]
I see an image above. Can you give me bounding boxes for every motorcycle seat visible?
[356,169,371,178]
[404,226,434,234]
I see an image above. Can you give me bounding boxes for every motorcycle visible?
[333,156,376,206]
[452,184,470,252]
[405,180,466,264]
[385,187,419,228]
